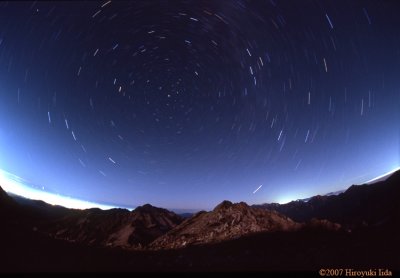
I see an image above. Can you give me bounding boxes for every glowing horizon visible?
[364,166,400,184]
[2,167,398,210]
[0,169,133,210]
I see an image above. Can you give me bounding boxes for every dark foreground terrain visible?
[1,171,399,272]
[1,221,399,272]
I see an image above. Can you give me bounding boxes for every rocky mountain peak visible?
[134,203,163,213]
[213,200,233,211]
[150,201,302,249]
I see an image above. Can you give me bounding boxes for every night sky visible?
[0,1,399,211]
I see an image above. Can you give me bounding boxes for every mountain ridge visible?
[1,171,399,271]
[1,169,399,251]
[253,170,400,229]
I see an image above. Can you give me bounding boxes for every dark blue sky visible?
[0,1,399,210]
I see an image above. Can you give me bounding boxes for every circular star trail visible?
[0,1,399,210]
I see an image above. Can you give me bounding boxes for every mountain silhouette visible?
[253,170,400,230]
[0,171,399,271]
[42,204,183,248]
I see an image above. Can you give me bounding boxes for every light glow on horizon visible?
[276,167,400,204]
[364,166,400,184]
[1,167,399,209]
[0,169,132,210]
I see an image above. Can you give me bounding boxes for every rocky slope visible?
[45,204,183,249]
[150,200,303,249]
[0,187,183,249]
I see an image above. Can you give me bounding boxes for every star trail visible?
[0,1,399,210]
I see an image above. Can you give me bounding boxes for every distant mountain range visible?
[0,187,342,251]
[1,170,399,272]
[253,171,400,228]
